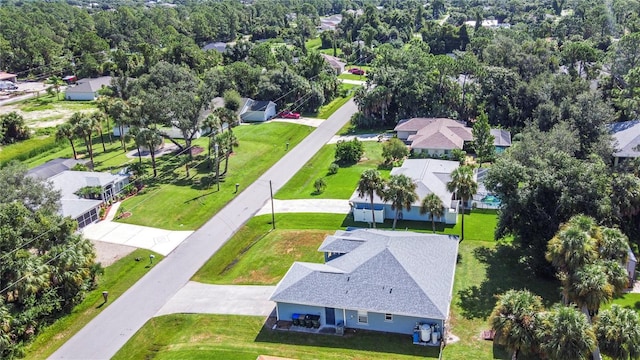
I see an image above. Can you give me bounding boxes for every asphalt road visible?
[49,99,358,359]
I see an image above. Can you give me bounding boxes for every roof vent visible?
[389,288,393,294]
[347,276,350,282]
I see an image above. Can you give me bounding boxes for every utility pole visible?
[270,180,275,230]
[214,143,220,191]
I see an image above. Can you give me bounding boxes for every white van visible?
[0,81,18,90]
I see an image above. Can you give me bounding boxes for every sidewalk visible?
[255,199,351,216]
[156,282,276,317]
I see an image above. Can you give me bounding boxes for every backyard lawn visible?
[276,142,389,200]
[116,122,314,230]
[113,314,439,360]
[120,208,561,359]
[338,73,368,81]
[23,249,164,359]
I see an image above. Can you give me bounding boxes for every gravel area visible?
[92,240,137,267]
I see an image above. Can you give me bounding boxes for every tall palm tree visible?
[215,130,237,176]
[569,263,614,317]
[70,112,96,165]
[55,122,77,160]
[536,305,597,360]
[45,75,64,100]
[446,165,478,241]
[382,174,418,230]
[135,129,163,177]
[126,126,143,164]
[95,97,113,144]
[490,289,544,360]
[420,193,445,233]
[595,305,640,360]
[90,111,108,152]
[202,113,222,169]
[213,107,239,133]
[356,169,385,228]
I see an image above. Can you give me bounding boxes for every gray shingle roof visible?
[491,129,512,147]
[609,120,640,158]
[396,118,511,149]
[270,229,460,320]
[65,76,112,94]
[27,158,91,180]
[349,159,460,209]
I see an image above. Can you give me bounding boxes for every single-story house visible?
[350,159,468,225]
[270,229,459,340]
[240,98,277,122]
[27,158,92,180]
[28,159,128,228]
[320,54,346,75]
[609,120,640,166]
[0,71,17,83]
[65,76,112,101]
[394,117,511,158]
[202,41,229,53]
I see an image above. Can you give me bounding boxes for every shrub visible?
[334,138,363,165]
[314,177,327,193]
[328,163,339,175]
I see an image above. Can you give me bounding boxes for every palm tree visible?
[595,305,640,360]
[536,305,597,360]
[357,169,385,228]
[95,97,113,144]
[56,122,77,160]
[213,107,239,133]
[90,111,108,152]
[446,165,478,241]
[382,174,418,230]
[202,113,222,169]
[420,193,445,233]
[45,75,64,100]
[569,263,614,317]
[490,289,544,360]
[215,130,237,176]
[126,126,143,164]
[135,129,163,177]
[599,227,631,262]
[70,112,96,164]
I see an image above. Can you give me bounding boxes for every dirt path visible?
[91,240,137,267]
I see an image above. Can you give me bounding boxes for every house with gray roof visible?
[349,159,464,225]
[394,118,511,158]
[609,120,640,166]
[320,54,346,75]
[65,76,112,101]
[270,229,459,339]
[28,160,129,228]
[239,98,277,122]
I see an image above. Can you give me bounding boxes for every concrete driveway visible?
[82,221,193,256]
[255,199,351,216]
[156,282,276,317]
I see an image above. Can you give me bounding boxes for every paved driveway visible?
[255,199,351,216]
[156,282,276,317]
[50,99,358,360]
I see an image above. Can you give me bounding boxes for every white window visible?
[357,310,368,324]
[384,313,393,322]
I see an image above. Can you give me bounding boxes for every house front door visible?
[325,307,335,325]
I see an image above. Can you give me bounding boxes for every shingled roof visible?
[609,120,640,158]
[270,229,459,320]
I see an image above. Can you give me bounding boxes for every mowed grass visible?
[276,142,388,199]
[339,73,368,81]
[23,249,164,359]
[315,83,360,119]
[608,292,640,312]
[18,93,97,112]
[116,122,314,230]
[117,210,554,359]
[112,314,439,360]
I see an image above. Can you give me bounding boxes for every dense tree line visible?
[0,163,98,358]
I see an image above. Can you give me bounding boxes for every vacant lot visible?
[0,94,97,128]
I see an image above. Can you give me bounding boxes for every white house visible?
[65,76,112,101]
[609,120,640,166]
[239,98,277,122]
[350,159,468,225]
[28,159,129,228]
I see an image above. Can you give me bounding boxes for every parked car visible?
[278,111,301,119]
[348,68,365,75]
[0,81,18,90]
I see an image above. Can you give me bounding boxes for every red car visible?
[278,111,301,119]
[349,68,365,75]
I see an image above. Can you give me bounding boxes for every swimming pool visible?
[481,195,501,205]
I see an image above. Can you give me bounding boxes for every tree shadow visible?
[457,244,561,320]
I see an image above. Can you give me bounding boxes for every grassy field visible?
[339,73,368,81]
[113,314,439,360]
[193,210,501,285]
[315,83,360,119]
[23,249,164,359]
[115,122,313,230]
[276,142,388,200]
[116,208,560,359]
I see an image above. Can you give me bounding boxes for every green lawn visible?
[315,84,360,119]
[23,249,164,359]
[116,122,314,230]
[117,208,559,359]
[19,93,96,113]
[608,292,640,312]
[113,314,439,360]
[339,73,368,81]
[276,142,388,200]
